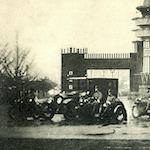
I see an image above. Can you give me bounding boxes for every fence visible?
[84,53,131,59]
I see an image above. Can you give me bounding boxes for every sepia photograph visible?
[0,0,150,149]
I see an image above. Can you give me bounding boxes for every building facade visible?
[133,0,150,92]
[61,0,150,93]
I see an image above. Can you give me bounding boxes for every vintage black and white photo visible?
[0,0,150,149]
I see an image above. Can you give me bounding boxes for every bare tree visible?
[0,43,38,103]
[0,39,57,103]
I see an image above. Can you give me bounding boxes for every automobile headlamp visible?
[29,99,32,102]
[57,97,63,104]
[103,103,107,107]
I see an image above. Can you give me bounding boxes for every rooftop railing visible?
[84,53,131,59]
[61,48,88,54]
[61,48,131,59]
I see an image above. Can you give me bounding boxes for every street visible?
[0,96,147,139]
[1,96,150,149]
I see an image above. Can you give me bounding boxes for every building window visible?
[143,39,150,49]
[69,71,73,75]
[69,85,73,90]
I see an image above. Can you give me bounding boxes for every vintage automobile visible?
[76,91,127,123]
[43,78,127,124]
[40,91,80,120]
[9,96,40,121]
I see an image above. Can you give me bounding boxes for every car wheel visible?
[42,104,55,120]
[114,107,127,122]
[64,103,77,121]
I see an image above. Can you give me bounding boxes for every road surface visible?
[1,96,150,149]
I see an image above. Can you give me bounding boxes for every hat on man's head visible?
[94,85,100,91]
[108,89,114,94]
[108,89,112,92]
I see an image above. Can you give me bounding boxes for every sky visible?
[0,0,144,84]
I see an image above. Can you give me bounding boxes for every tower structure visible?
[133,0,150,86]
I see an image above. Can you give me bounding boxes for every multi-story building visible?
[133,0,150,92]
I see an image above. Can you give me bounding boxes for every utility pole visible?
[15,31,21,98]
[16,31,19,77]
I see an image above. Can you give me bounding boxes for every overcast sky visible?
[0,0,144,84]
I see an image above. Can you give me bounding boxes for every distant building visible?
[61,0,150,94]
[133,0,150,93]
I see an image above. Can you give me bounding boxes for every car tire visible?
[114,106,127,123]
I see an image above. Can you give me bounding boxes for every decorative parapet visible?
[61,47,88,54]
[84,53,131,59]
[61,48,131,59]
